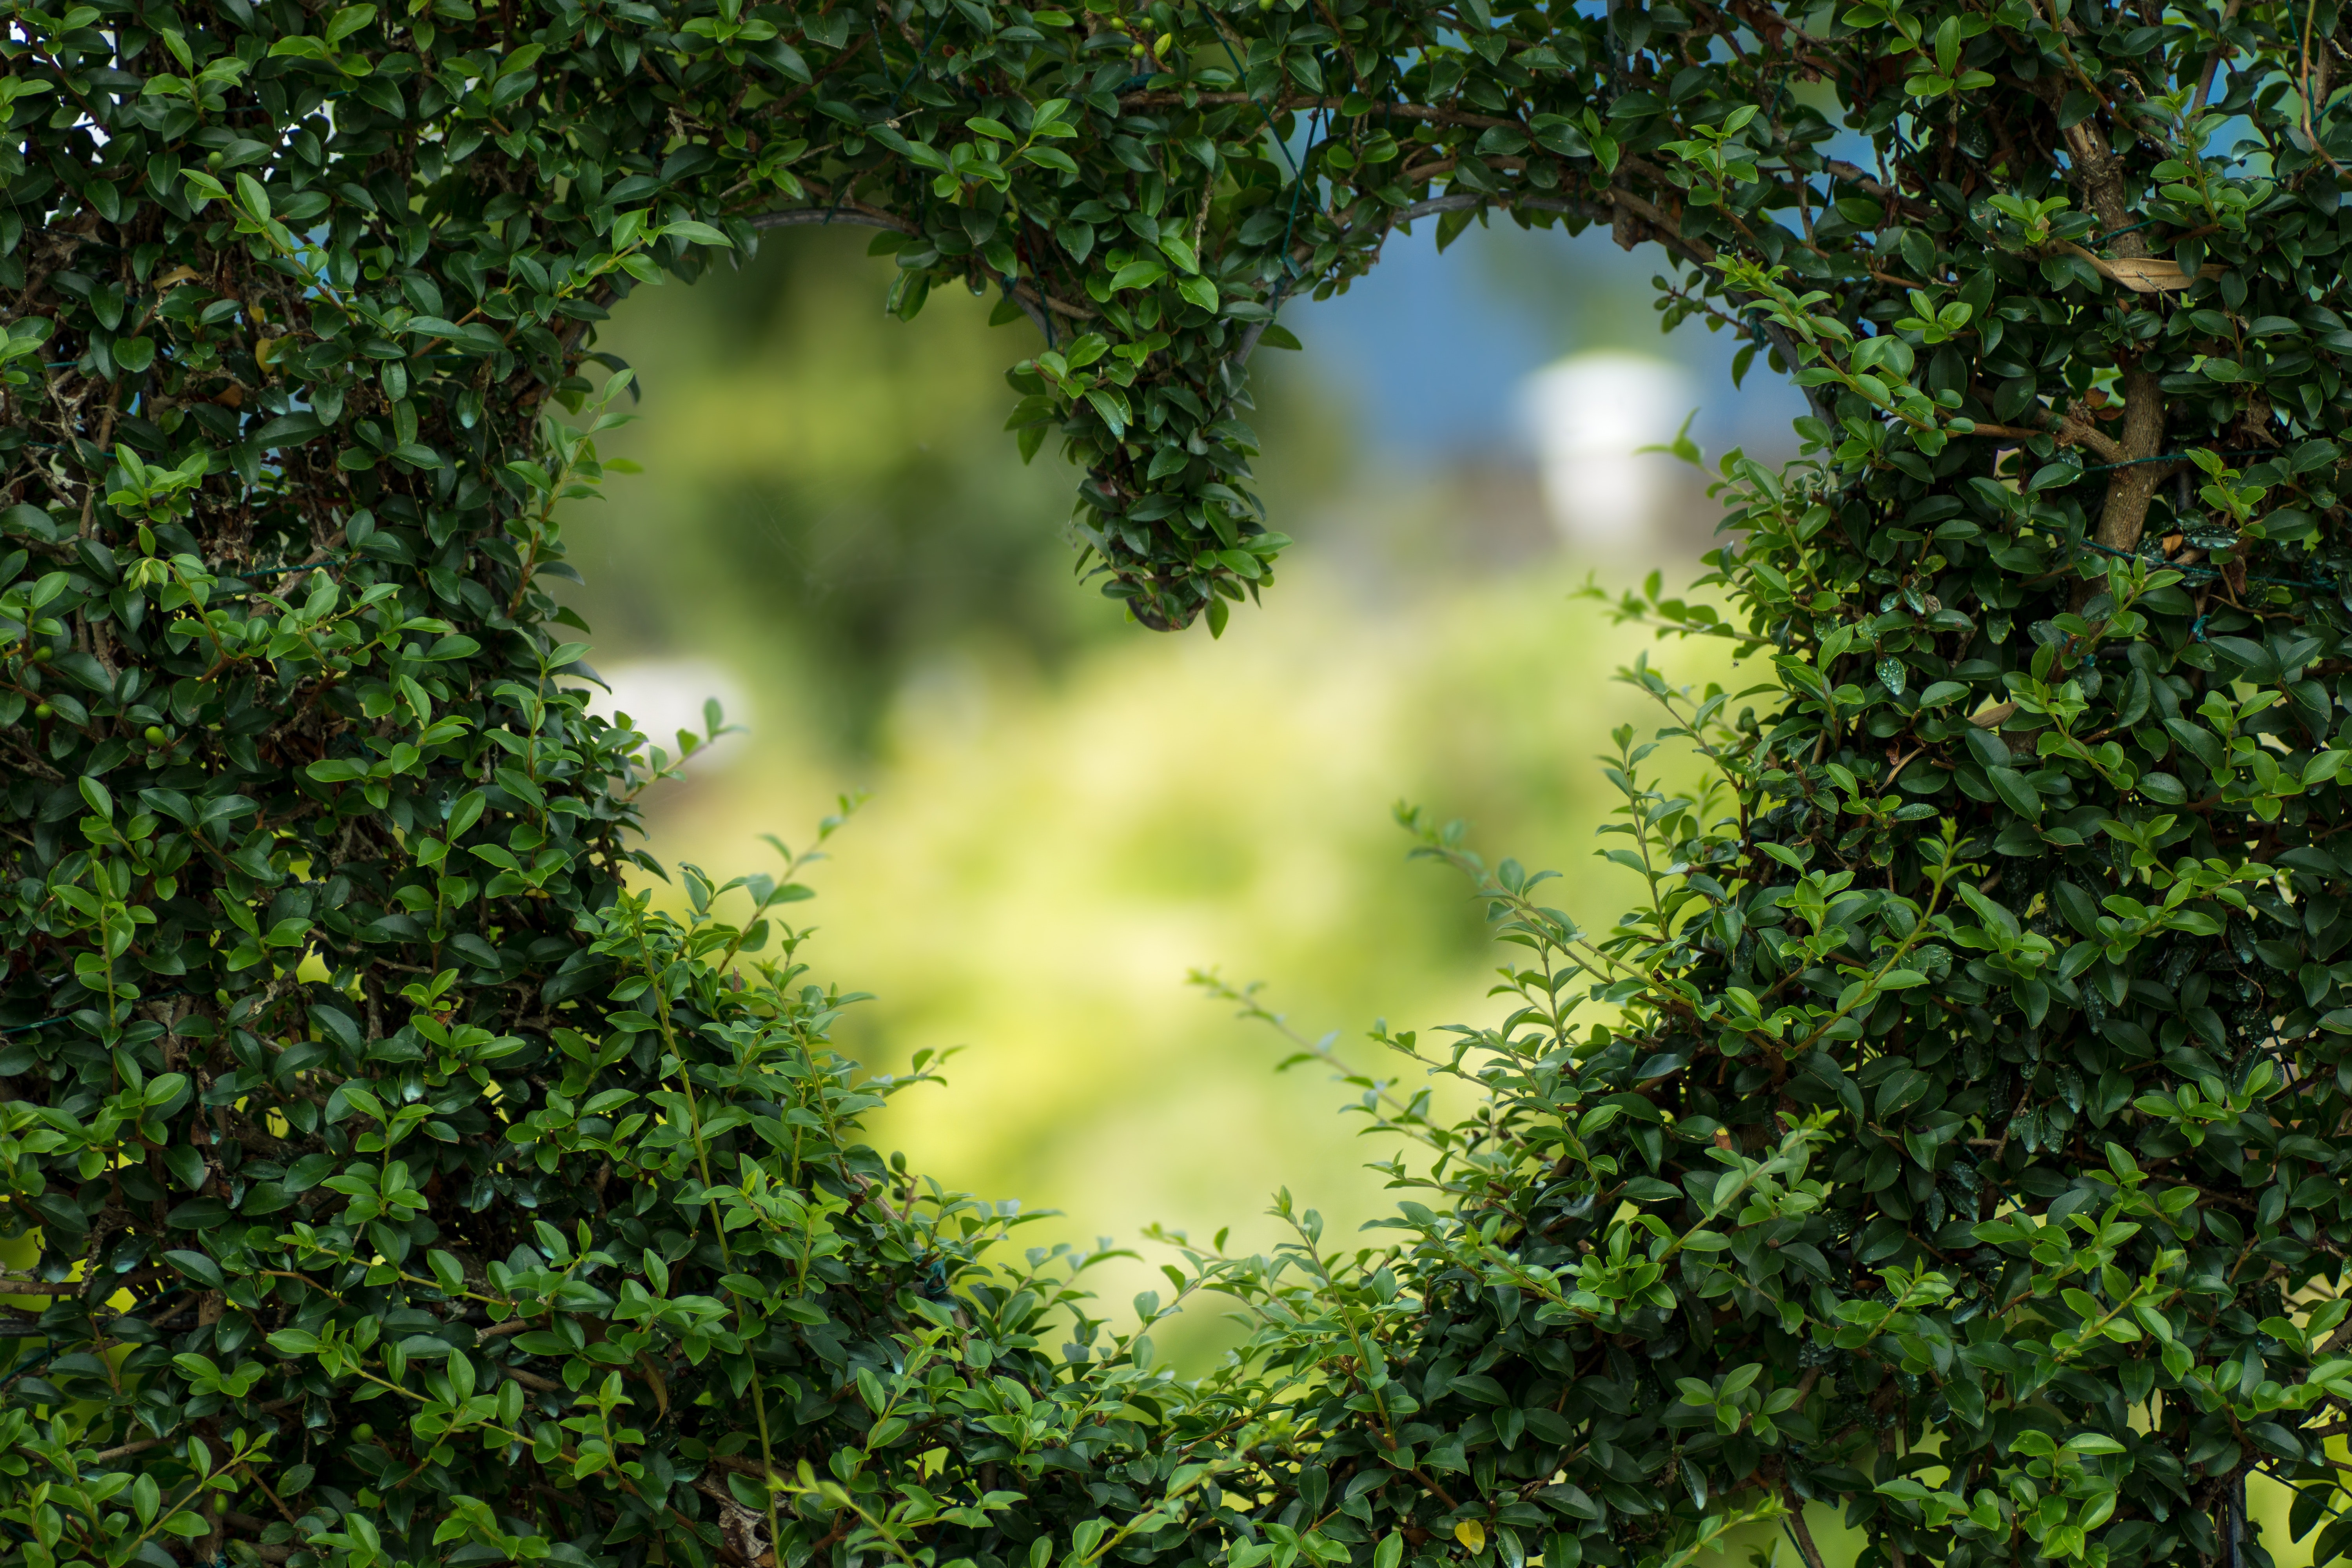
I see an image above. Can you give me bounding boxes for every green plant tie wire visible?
[885,6,952,120]
[2067,533,2334,591]
[2075,449,2232,474]
[999,270,1051,349]
[2032,447,2262,477]
[2080,452,2185,473]
[2,984,201,1036]
[2009,449,2331,619]
[2260,1457,2342,1521]
[226,552,353,581]
[1276,107,1321,295]
[3,1009,85,1037]
[824,3,953,226]
[0,1283,187,1412]
[1192,2,1317,293]
[1194,4,1301,181]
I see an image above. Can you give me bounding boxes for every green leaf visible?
[662,220,734,248]
[0,504,62,541]
[1109,259,1169,292]
[163,1249,225,1290]
[1986,765,2042,820]
[1084,388,1129,437]
[326,4,377,43]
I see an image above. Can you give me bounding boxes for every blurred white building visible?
[1518,350,1695,550]
[575,657,750,771]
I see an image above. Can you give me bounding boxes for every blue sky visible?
[1279,214,1813,466]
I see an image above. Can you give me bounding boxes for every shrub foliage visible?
[4,4,2352,1568]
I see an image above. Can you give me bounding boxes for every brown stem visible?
[2045,118,2176,553]
[499,1363,563,1393]
[2194,0,2247,111]
[1783,1493,1829,1568]
[2061,123,2141,251]
[2096,363,2171,553]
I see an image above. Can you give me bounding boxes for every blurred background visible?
[555,214,1802,1362]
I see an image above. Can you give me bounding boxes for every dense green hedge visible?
[7,4,2352,1568]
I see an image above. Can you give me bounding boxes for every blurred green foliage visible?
[556,225,1084,744]
[560,225,1358,748]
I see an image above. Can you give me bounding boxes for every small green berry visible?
[31,646,51,662]
[144,726,167,745]
[33,703,52,720]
